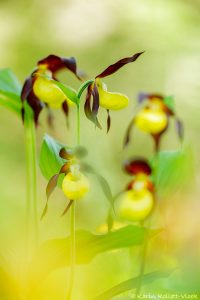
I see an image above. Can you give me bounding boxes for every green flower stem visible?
[66,202,76,300]
[77,79,94,100]
[24,108,38,253]
[135,218,151,299]
[66,100,81,300]
[76,104,80,145]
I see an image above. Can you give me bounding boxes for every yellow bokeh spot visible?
[62,172,90,200]
[118,189,154,222]
[135,108,168,134]
[96,78,129,110]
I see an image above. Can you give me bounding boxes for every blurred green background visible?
[0,0,200,299]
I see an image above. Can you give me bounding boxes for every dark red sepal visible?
[37,55,81,80]
[46,105,54,128]
[96,52,144,79]
[148,94,164,101]
[91,83,99,116]
[46,174,60,200]
[62,101,69,117]
[21,75,44,125]
[124,158,152,175]
[62,101,69,127]
[41,163,69,219]
[123,118,135,148]
[61,200,73,216]
[26,91,44,125]
[21,76,34,102]
[84,84,102,129]
[106,109,111,133]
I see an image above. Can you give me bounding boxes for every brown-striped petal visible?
[84,84,102,129]
[37,55,81,80]
[46,174,60,200]
[21,76,34,102]
[96,52,144,79]
[91,83,99,116]
[41,163,70,219]
[21,74,44,125]
[46,104,54,128]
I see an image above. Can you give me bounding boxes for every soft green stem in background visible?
[24,109,38,254]
[66,101,81,300]
[66,202,76,300]
[135,219,151,299]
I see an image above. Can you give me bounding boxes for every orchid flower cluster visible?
[118,94,183,222]
[20,52,183,225]
[0,50,186,300]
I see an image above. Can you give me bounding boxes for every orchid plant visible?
[0,51,190,300]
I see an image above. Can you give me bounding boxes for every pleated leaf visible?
[29,225,153,286]
[0,69,22,115]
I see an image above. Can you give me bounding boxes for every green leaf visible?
[163,95,175,112]
[152,148,192,196]
[0,68,21,94]
[0,91,21,115]
[39,134,65,181]
[93,269,175,300]
[51,79,79,105]
[0,69,22,115]
[29,225,148,285]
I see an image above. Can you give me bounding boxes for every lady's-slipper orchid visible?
[84,52,144,132]
[41,146,90,219]
[117,158,154,222]
[21,54,81,125]
[124,93,184,152]
[62,171,89,200]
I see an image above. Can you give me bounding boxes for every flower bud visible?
[62,172,89,200]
